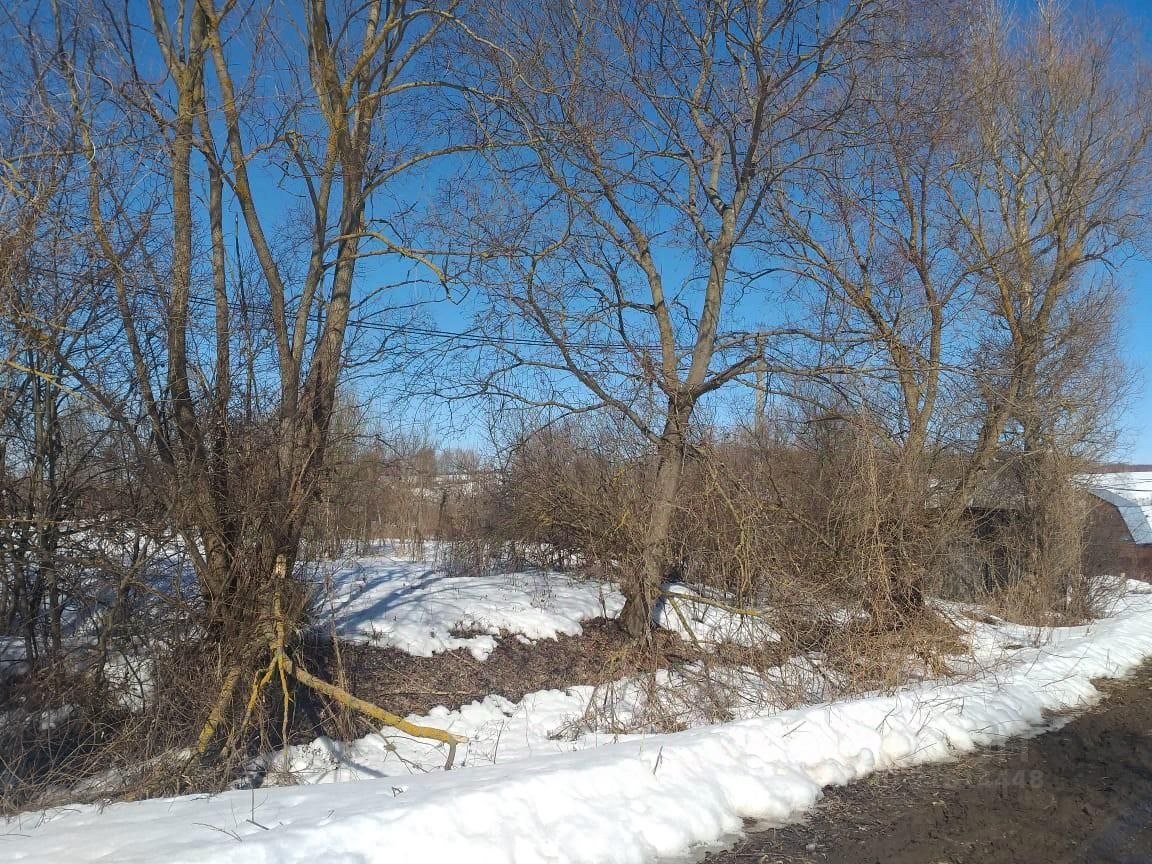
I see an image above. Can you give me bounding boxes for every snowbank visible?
[314,556,624,660]
[8,582,1152,864]
[254,664,792,785]
[254,685,608,784]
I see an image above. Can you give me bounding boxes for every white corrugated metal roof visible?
[1086,472,1152,545]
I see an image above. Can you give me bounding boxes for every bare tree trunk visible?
[621,409,690,638]
[454,0,875,640]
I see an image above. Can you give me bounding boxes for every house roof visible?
[1085,472,1152,545]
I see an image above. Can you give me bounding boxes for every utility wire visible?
[23,264,779,356]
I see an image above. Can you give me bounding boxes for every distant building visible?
[1083,466,1152,581]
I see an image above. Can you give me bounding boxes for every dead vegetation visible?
[1,0,1150,817]
[301,619,662,725]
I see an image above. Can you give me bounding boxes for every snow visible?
[1085,471,1152,545]
[654,584,780,646]
[312,554,624,660]
[9,581,1152,864]
[0,636,29,682]
[254,665,783,785]
[255,687,605,784]
[101,652,155,712]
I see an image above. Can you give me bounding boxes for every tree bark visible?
[620,407,690,639]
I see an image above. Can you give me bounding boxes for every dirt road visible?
[705,663,1152,864]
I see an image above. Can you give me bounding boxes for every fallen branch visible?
[659,588,770,620]
[196,555,466,770]
[279,651,465,769]
[196,665,242,754]
[664,593,732,720]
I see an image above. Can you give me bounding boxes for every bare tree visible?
[0,3,124,659]
[948,2,1150,603]
[48,0,469,753]
[451,0,877,639]
[772,0,1150,623]
[777,1,979,467]
[770,1,981,623]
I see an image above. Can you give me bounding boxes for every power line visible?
[23,263,778,356]
[174,288,776,355]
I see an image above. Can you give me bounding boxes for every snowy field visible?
[6,555,1152,864]
[309,553,624,660]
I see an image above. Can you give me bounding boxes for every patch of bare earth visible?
[703,660,1152,864]
[288,619,679,743]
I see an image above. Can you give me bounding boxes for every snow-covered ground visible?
[654,583,780,646]
[310,554,624,660]
[7,560,1152,864]
[0,636,29,683]
[254,664,811,785]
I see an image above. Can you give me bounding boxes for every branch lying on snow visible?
[659,588,771,620]
[281,653,466,769]
[196,556,466,772]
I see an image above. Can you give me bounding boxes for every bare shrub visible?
[481,421,651,578]
[475,414,977,731]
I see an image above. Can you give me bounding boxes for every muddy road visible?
[705,663,1152,864]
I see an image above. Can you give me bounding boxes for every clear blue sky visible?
[1115,258,1152,461]
[1103,1,1152,460]
[108,0,1152,459]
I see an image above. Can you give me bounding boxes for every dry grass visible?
[0,640,230,815]
[275,618,671,745]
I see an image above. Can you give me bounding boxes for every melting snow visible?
[311,554,624,660]
[9,581,1152,864]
